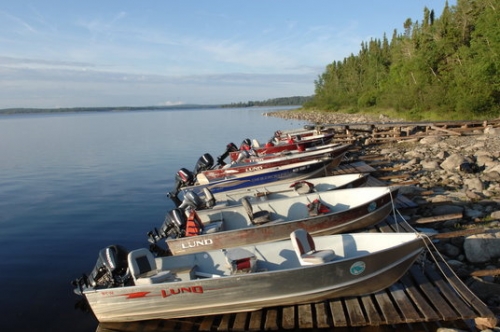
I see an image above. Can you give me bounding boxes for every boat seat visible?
[291,180,315,194]
[225,248,257,274]
[241,196,271,225]
[128,248,173,285]
[203,220,223,234]
[290,229,336,265]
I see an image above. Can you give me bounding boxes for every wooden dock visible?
[96,162,497,332]
[97,229,495,332]
[316,118,500,145]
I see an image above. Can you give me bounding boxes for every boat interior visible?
[130,232,419,285]
[197,187,389,231]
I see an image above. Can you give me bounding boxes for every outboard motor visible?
[147,208,187,256]
[217,142,238,166]
[203,187,216,208]
[178,190,204,210]
[73,245,130,294]
[156,208,187,240]
[240,138,252,150]
[169,167,194,198]
[178,188,217,210]
[235,149,250,163]
[193,153,214,176]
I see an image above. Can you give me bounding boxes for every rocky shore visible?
[267,109,500,330]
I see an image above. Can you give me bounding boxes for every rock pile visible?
[268,110,500,327]
[363,131,500,315]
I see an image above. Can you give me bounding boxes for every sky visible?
[0,0,455,109]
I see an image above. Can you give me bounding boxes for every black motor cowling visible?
[150,208,186,242]
[217,142,238,166]
[147,208,188,256]
[240,138,252,150]
[73,244,130,294]
[89,245,129,287]
[170,167,194,196]
[193,153,214,176]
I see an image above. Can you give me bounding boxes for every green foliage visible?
[222,96,313,108]
[306,0,500,120]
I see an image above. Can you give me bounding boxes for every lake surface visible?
[0,106,308,332]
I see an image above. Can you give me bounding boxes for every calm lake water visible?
[0,106,308,332]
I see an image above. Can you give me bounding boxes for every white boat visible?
[150,186,398,255]
[184,173,370,206]
[72,230,426,323]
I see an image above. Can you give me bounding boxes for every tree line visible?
[222,96,313,108]
[305,0,500,120]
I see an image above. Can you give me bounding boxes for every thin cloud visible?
[0,10,37,34]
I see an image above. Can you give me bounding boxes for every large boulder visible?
[440,154,468,172]
[463,231,500,263]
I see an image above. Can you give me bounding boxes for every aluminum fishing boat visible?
[168,156,339,201]
[151,186,398,255]
[72,230,425,323]
[178,172,370,207]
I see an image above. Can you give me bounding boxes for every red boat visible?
[229,132,335,162]
[202,143,349,181]
[231,142,342,164]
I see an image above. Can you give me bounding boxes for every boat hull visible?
[203,143,349,180]
[229,133,335,162]
[182,157,339,196]
[167,186,398,255]
[213,173,369,204]
[83,233,425,323]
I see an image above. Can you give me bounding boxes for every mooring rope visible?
[393,208,475,305]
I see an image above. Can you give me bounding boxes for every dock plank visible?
[232,312,248,331]
[373,290,403,325]
[198,315,216,331]
[329,298,348,326]
[332,161,377,175]
[398,272,441,322]
[314,301,331,328]
[217,314,232,331]
[281,306,295,329]
[297,304,314,329]
[263,308,279,331]
[247,311,262,331]
[359,294,385,326]
[178,319,195,331]
[344,297,367,326]
[408,265,458,320]
[424,263,477,319]
[388,282,422,323]
[436,262,495,319]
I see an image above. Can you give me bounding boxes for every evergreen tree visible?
[306,0,500,120]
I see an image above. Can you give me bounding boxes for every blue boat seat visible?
[290,229,336,265]
[128,248,173,285]
[241,196,270,225]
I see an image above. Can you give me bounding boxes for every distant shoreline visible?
[0,104,222,115]
[0,96,311,116]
